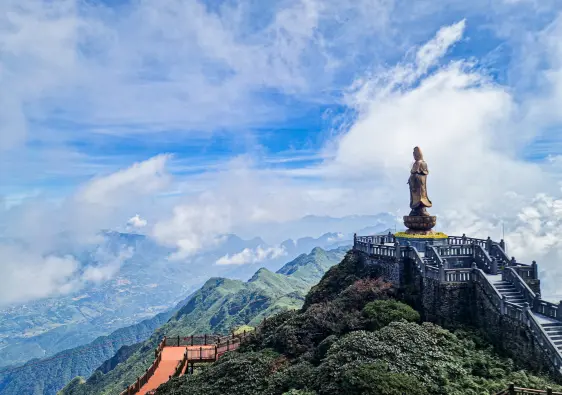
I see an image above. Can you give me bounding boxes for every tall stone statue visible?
[403,146,436,233]
[407,146,432,216]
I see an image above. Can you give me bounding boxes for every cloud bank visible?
[216,245,287,266]
[3,1,562,304]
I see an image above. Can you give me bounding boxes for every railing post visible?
[438,262,445,282]
[491,257,498,275]
[353,233,357,248]
[534,293,544,313]
[510,257,516,267]
[547,388,553,395]
[227,339,230,351]
[508,383,515,395]
[486,236,492,252]
[200,346,203,360]
[177,335,180,347]
[523,302,531,325]
[501,295,507,315]
[215,345,218,360]
[136,377,140,391]
[204,334,207,345]
[557,301,562,320]
[500,239,506,251]
[531,261,538,279]
[462,233,467,244]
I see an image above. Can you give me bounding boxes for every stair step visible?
[549,335,562,341]
[542,323,562,328]
[543,326,562,331]
[543,328,562,335]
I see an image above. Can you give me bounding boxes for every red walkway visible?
[137,347,184,395]
[119,332,253,395]
[137,346,216,395]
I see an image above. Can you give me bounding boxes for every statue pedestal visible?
[403,215,436,232]
[398,216,445,250]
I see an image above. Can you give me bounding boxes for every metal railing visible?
[119,330,254,395]
[496,384,562,394]
[119,337,166,395]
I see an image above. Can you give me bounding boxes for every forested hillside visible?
[155,250,562,395]
[58,247,347,395]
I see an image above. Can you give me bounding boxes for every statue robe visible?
[408,159,432,209]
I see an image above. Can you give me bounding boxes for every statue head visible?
[413,146,423,161]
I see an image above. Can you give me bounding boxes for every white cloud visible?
[76,155,171,206]
[0,245,79,306]
[0,243,133,306]
[81,247,134,283]
[216,245,287,265]
[127,214,148,229]
[4,2,562,307]
[0,156,170,305]
[152,200,232,260]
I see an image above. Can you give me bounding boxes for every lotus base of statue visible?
[403,215,437,232]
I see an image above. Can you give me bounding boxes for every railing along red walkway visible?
[119,331,253,395]
[496,384,562,395]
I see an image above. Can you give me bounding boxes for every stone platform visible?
[403,215,436,231]
[394,230,448,250]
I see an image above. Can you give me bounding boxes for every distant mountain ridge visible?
[0,229,356,370]
[0,246,348,395]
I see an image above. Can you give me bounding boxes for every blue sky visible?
[5,0,562,302]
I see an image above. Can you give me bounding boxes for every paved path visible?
[138,347,186,395]
[137,346,217,395]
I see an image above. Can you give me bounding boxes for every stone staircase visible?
[492,278,562,356]
[542,322,562,353]
[492,280,527,306]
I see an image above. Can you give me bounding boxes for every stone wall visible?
[362,253,560,381]
[364,256,401,284]
[420,278,472,328]
[471,281,559,379]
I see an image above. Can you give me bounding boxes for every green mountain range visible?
[147,250,561,395]
[44,246,347,395]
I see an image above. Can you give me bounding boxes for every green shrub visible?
[339,362,428,395]
[362,299,420,330]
